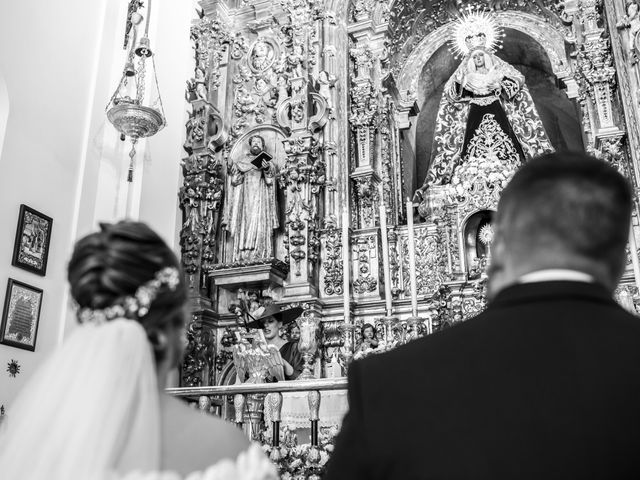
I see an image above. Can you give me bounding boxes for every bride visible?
[0,221,277,479]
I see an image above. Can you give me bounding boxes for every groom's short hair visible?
[496,151,632,281]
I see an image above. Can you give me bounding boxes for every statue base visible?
[210,259,289,290]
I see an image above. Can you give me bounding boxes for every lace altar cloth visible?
[263,390,348,428]
[108,444,277,480]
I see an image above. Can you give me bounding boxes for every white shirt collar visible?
[517,269,595,284]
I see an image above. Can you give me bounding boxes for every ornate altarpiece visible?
[178,0,640,391]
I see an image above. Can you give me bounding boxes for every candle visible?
[379,192,393,317]
[406,198,419,317]
[629,224,640,289]
[342,209,350,324]
[445,227,453,275]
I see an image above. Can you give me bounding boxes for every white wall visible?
[0,0,192,410]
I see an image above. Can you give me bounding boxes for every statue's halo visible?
[450,10,503,58]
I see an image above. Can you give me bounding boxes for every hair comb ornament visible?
[78,267,181,324]
[449,8,504,59]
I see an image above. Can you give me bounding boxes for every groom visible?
[324,152,640,479]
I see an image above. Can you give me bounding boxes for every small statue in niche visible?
[202,181,221,238]
[616,0,640,64]
[186,68,208,103]
[179,183,202,234]
[193,67,208,101]
[221,135,279,262]
[317,70,337,115]
[276,75,289,105]
[287,41,306,78]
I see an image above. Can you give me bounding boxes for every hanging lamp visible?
[106,0,165,182]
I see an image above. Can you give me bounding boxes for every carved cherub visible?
[234,85,257,116]
[291,100,306,123]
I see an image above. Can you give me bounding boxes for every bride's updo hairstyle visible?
[67,221,188,361]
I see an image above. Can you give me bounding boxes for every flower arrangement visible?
[449,151,518,199]
[261,425,338,479]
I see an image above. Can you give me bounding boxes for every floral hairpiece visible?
[77,267,181,324]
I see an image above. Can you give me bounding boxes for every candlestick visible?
[456,207,466,273]
[379,197,393,317]
[445,226,453,275]
[629,224,640,289]
[342,209,351,324]
[406,198,419,317]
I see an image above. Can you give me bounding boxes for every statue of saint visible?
[419,12,553,192]
[222,135,279,262]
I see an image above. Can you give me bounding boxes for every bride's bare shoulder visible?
[159,394,251,475]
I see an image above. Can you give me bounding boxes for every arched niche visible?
[398,11,574,96]
[396,13,584,195]
[463,209,494,276]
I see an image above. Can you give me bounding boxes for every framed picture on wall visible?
[11,204,53,276]
[0,279,43,352]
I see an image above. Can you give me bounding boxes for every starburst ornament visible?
[7,359,20,378]
[479,224,495,247]
[450,9,504,58]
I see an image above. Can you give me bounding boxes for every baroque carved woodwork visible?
[179,0,640,394]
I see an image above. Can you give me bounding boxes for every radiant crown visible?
[451,10,503,58]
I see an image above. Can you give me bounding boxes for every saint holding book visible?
[222,134,279,262]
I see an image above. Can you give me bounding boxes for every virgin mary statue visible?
[420,12,553,192]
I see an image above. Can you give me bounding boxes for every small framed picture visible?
[12,204,53,276]
[0,279,43,351]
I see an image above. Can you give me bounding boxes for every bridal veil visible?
[0,318,161,479]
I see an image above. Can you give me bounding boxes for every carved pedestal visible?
[209,259,289,290]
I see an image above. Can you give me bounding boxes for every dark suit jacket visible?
[324,281,640,479]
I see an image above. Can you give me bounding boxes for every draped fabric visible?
[424,51,553,188]
[222,158,279,263]
[280,341,303,380]
[0,319,161,480]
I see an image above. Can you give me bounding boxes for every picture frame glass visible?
[1,281,42,350]
[18,212,50,270]
[12,205,53,276]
